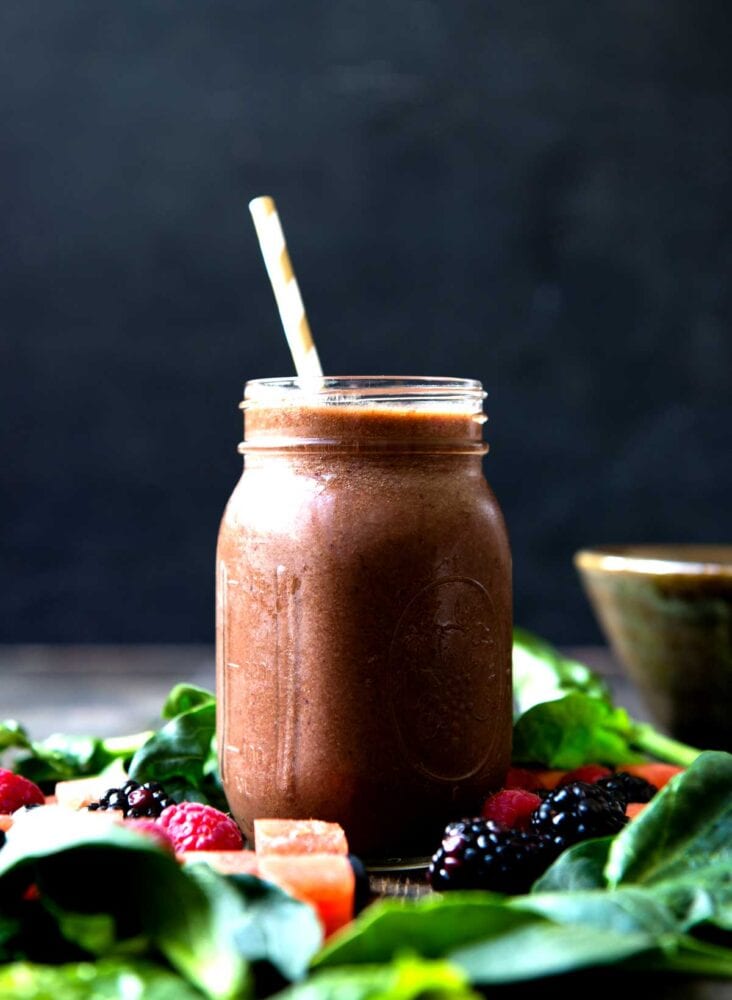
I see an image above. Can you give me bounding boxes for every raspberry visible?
[428,818,558,895]
[123,817,175,853]
[157,802,243,852]
[482,789,542,831]
[531,780,627,849]
[558,764,612,787]
[0,769,45,813]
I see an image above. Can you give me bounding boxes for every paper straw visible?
[248,196,323,379]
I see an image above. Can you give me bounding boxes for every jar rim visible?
[242,375,486,408]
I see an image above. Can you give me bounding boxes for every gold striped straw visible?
[248,195,323,379]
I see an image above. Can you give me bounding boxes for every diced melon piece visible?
[618,763,685,790]
[258,853,355,938]
[533,769,567,790]
[178,850,259,876]
[625,802,648,820]
[55,774,125,811]
[254,818,348,856]
[0,814,13,832]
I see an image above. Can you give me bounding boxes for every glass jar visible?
[216,376,512,858]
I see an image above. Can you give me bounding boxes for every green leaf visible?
[0,807,324,998]
[0,809,248,999]
[0,959,205,1000]
[512,628,610,715]
[642,936,732,978]
[511,630,700,767]
[46,906,118,956]
[128,702,224,807]
[2,682,214,791]
[3,726,151,789]
[512,887,678,937]
[13,735,105,786]
[532,837,612,892]
[314,894,542,969]
[276,956,479,1000]
[129,702,216,787]
[162,684,216,720]
[448,921,657,983]
[0,720,32,754]
[605,751,732,887]
[182,864,322,983]
[649,864,732,931]
[512,693,643,767]
[145,862,250,1000]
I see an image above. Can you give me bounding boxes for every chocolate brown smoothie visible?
[216,378,512,857]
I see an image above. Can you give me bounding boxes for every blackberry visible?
[87,780,175,818]
[428,818,558,895]
[531,780,627,849]
[348,854,371,913]
[0,830,5,850]
[597,772,656,807]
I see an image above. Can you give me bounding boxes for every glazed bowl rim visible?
[574,544,732,578]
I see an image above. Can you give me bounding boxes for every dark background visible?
[1,1,730,645]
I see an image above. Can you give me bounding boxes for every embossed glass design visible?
[216,377,512,858]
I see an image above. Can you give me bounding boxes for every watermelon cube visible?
[258,853,355,938]
[254,818,348,856]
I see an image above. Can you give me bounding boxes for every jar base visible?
[363,854,430,874]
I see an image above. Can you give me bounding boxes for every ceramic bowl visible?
[574,545,732,750]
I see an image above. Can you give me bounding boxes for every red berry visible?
[558,765,612,787]
[0,769,45,813]
[482,789,543,831]
[156,802,243,852]
[124,817,176,853]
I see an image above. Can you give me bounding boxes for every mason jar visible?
[216,376,512,858]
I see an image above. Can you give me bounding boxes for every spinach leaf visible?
[0,959,205,1000]
[512,693,644,768]
[276,956,478,1000]
[128,702,225,810]
[531,837,612,893]
[649,864,732,932]
[511,630,701,767]
[605,750,732,887]
[162,684,216,720]
[0,808,237,995]
[1,683,224,808]
[313,893,541,969]
[312,881,700,986]
[181,864,322,984]
[448,921,657,983]
[0,720,32,753]
[638,936,732,978]
[511,887,678,937]
[513,628,610,713]
[0,808,321,999]
[0,723,151,790]
[536,752,732,934]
